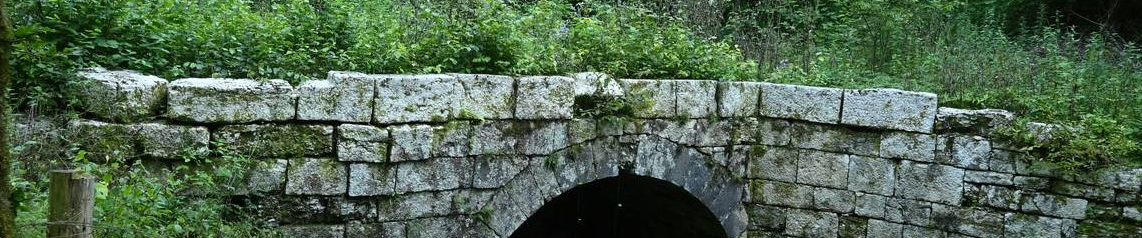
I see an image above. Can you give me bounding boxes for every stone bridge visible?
[46,68,1142,237]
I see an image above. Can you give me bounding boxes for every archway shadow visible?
[509,173,728,238]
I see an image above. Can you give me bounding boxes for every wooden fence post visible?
[48,170,94,238]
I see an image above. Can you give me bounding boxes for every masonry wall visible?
[23,67,1142,237]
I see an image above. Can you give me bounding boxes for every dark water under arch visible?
[509,173,727,238]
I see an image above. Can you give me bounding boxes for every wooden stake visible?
[48,170,94,238]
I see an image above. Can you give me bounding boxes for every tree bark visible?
[0,0,14,237]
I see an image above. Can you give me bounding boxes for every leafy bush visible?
[12,142,277,237]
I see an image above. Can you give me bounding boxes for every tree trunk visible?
[0,0,15,237]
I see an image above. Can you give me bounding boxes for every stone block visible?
[902,225,946,238]
[838,215,868,238]
[389,125,433,162]
[896,161,965,205]
[884,198,932,226]
[393,157,472,194]
[856,193,887,218]
[790,123,880,157]
[784,209,838,238]
[745,146,798,183]
[166,78,294,123]
[758,82,842,124]
[848,155,895,196]
[934,107,1014,135]
[376,190,464,221]
[867,219,903,238]
[285,158,348,195]
[66,119,136,158]
[621,79,675,118]
[297,73,374,122]
[963,170,1014,186]
[796,150,850,189]
[717,81,760,118]
[515,76,574,119]
[749,180,813,208]
[1019,192,1088,219]
[1004,213,1071,238]
[374,74,462,123]
[841,88,937,133]
[964,184,1021,210]
[814,187,856,213]
[931,205,1003,237]
[879,132,935,162]
[472,155,528,189]
[279,225,345,238]
[570,72,623,96]
[345,223,404,237]
[935,135,991,169]
[242,159,288,194]
[348,163,395,197]
[337,124,389,162]
[674,80,716,118]
[214,124,334,158]
[747,204,786,232]
[132,123,209,159]
[403,216,496,238]
[76,68,168,122]
[732,118,791,146]
[454,74,516,119]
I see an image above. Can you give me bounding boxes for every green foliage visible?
[12,142,277,237]
[997,115,1141,173]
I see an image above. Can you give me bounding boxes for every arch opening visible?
[509,173,728,238]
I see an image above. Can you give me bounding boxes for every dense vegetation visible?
[6,0,1141,236]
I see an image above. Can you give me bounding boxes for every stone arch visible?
[481,135,747,238]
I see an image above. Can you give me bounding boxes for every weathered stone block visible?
[348,163,395,197]
[286,158,348,195]
[717,82,760,118]
[879,132,935,162]
[784,209,838,237]
[902,225,946,237]
[345,223,404,237]
[214,124,333,158]
[841,88,937,133]
[814,187,856,213]
[132,123,209,159]
[76,68,168,122]
[674,80,716,118]
[376,190,464,221]
[279,225,345,238]
[935,107,1014,135]
[297,72,374,122]
[896,161,965,205]
[1004,213,1071,238]
[963,170,1014,186]
[337,124,389,162]
[964,184,1021,210]
[732,118,791,146]
[241,159,288,194]
[166,78,294,123]
[1020,192,1088,219]
[867,219,903,238]
[856,193,887,218]
[66,119,136,158]
[389,125,433,162]
[745,146,798,183]
[790,123,880,157]
[931,205,1003,237]
[758,82,842,124]
[848,155,895,196]
[750,180,813,208]
[516,76,574,119]
[935,135,991,169]
[454,74,515,119]
[403,216,496,238]
[839,215,868,238]
[472,155,528,189]
[471,121,568,156]
[796,150,850,189]
[374,74,462,123]
[884,198,932,226]
[570,72,624,96]
[393,157,472,194]
[621,79,675,118]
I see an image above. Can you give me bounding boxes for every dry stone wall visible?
[44,67,1142,237]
